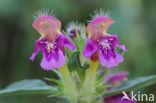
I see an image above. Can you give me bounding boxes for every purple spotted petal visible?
[60,34,76,50]
[83,38,98,58]
[114,34,128,52]
[107,72,129,85]
[103,93,136,103]
[99,51,124,68]
[40,49,65,70]
[30,38,66,70]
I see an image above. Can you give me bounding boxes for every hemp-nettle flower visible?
[30,9,76,70]
[103,72,136,103]
[107,72,129,85]
[66,21,82,41]
[103,71,129,89]
[83,10,127,68]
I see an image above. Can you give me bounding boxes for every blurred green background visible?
[0,0,156,103]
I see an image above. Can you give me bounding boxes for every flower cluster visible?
[30,10,127,70]
[29,9,129,103]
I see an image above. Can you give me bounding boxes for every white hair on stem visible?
[88,8,111,23]
[33,8,57,19]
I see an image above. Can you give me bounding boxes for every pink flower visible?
[66,22,82,41]
[30,10,76,70]
[103,72,136,103]
[83,15,127,68]
[107,72,129,85]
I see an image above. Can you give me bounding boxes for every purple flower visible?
[66,22,82,41]
[103,71,129,89]
[30,11,76,70]
[103,72,136,103]
[83,16,127,68]
[107,72,129,85]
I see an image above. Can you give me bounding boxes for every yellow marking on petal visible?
[41,21,50,28]
[40,33,44,36]
[101,23,108,34]
[103,31,107,34]
[57,30,61,34]
[105,43,110,48]
[47,44,54,51]
[87,32,91,38]
[101,42,110,48]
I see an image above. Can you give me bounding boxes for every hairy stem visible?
[59,64,77,103]
[83,61,99,103]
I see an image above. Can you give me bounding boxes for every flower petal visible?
[40,49,65,70]
[83,38,98,58]
[32,16,61,37]
[99,51,124,68]
[29,42,40,61]
[114,34,128,52]
[117,44,128,52]
[115,53,124,64]
[60,34,76,50]
[86,16,114,37]
[107,72,129,85]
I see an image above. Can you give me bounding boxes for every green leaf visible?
[48,92,64,97]
[78,39,86,51]
[0,79,57,96]
[102,75,156,97]
[95,68,108,87]
[53,69,62,79]
[96,83,108,94]
[81,24,87,40]
[44,78,64,89]
[75,28,80,41]
[67,51,89,71]
[67,51,89,81]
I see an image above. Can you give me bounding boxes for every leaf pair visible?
[0,75,156,97]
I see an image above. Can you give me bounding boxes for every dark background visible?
[0,0,156,102]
